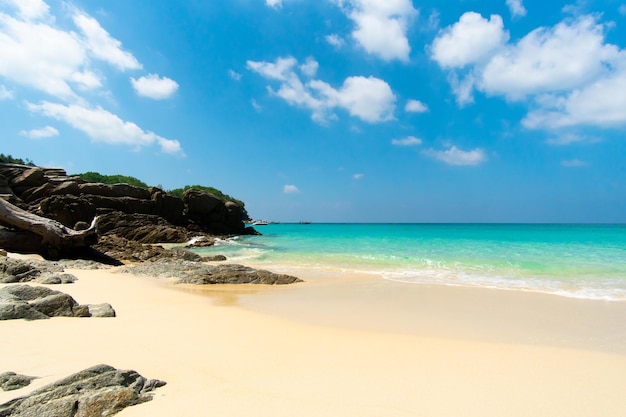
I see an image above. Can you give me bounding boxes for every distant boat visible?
[252,220,269,226]
[298,221,311,224]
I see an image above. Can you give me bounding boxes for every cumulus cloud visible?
[431,12,509,69]
[2,0,50,21]
[506,0,527,18]
[131,74,179,99]
[334,0,417,62]
[247,56,395,123]
[405,99,428,113]
[300,57,319,77]
[391,136,422,146]
[283,184,299,194]
[0,6,141,101]
[423,146,487,166]
[27,101,183,154]
[432,12,626,131]
[19,125,59,139]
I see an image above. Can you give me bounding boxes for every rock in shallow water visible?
[0,364,165,417]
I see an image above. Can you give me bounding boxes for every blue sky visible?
[1,0,625,222]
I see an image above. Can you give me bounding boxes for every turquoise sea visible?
[192,224,626,301]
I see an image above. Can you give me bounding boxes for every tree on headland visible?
[0,154,35,166]
[74,172,149,188]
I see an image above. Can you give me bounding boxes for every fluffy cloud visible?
[27,101,183,154]
[228,69,242,81]
[405,99,428,113]
[391,136,422,146]
[247,56,395,123]
[283,184,299,194]
[334,0,417,62]
[506,0,527,18]
[325,34,345,48]
[432,13,626,131]
[423,146,487,166]
[0,6,141,101]
[20,125,58,139]
[431,12,509,69]
[300,57,319,77]
[131,74,179,99]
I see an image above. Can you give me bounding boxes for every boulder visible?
[0,364,165,417]
[0,258,64,283]
[39,273,77,285]
[93,234,203,263]
[0,372,36,391]
[0,285,115,320]
[9,168,46,189]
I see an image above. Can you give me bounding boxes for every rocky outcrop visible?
[0,373,35,392]
[0,285,115,320]
[0,364,165,417]
[0,257,64,283]
[122,260,303,285]
[0,163,255,245]
[93,235,204,263]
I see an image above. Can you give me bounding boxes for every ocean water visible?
[192,223,626,301]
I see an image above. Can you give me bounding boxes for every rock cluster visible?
[0,257,65,284]
[0,364,165,417]
[122,260,303,285]
[0,285,115,320]
[0,163,256,244]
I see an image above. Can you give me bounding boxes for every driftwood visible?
[0,198,98,259]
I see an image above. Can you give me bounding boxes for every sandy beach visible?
[2,254,626,417]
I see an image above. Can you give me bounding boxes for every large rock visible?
[93,234,203,263]
[0,364,165,417]
[95,212,193,244]
[0,258,64,283]
[0,285,115,320]
[122,260,303,285]
[0,372,35,392]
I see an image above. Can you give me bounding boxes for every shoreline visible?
[2,254,626,416]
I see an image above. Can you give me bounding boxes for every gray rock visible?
[0,285,116,320]
[0,258,64,283]
[202,255,227,261]
[121,260,302,285]
[0,364,165,417]
[0,372,36,392]
[39,273,78,285]
[87,303,116,318]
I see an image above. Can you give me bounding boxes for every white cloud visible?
[432,13,626,131]
[326,33,345,48]
[423,146,487,166]
[248,56,395,123]
[72,12,141,71]
[480,16,618,100]
[0,6,142,101]
[131,74,179,100]
[431,12,509,69]
[353,173,364,179]
[1,0,50,21]
[266,0,282,8]
[392,136,422,146]
[228,69,242,80]
[251,98,262,112]
[506,0,527,18]
[27,101,183,154]
[283,184,299,194]
[561,159,589,167]
[405,99,428,113]
[0,84,13,99]
[300,57,319,77]
[334,0,417,62]
[19,125,59,139]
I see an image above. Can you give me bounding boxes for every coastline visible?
[2,254,626,416]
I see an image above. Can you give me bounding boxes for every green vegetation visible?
[0,154,35,166]
[74,171,149,188]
